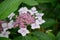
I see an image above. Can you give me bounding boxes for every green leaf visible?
[25,35,38,40]
[13,35,38,40]
[0,37,10,40]
[55,4,60,19]
[41,18,56,28]
[37,0,55,3]
[56,32,60,40]
[23,0,39,6]
[32,31,52,40]
[13,36,25,40]
[0,0,22,20]
[47,32,56,40]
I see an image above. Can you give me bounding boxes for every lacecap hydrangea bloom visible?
[14,7,45,36]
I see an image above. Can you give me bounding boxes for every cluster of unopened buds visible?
[0,7,45,37]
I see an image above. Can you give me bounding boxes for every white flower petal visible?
[0,34,3,37]
[8,20,14,29]
[2,23,7,28]
[29,7,38,14]
[37,17,42,20]
[2,23,8,31]
[36,13,44,17]
[35,20,41,24]
[18,28,30,36]
[35,13,45,24]
[28,10,34,15]
[29,10,38,15]
[18,7,24,12]
[3,31,10,38]
[3,28,8,31]
[31,7,36,11]
[21,33,27,36]
[8,12,15,20]
[36,13,44,21]
[25,29,30,33]
[18,7,28,15]
[38,20,45,24]
[0,31,10,38]
[31,23,40,29]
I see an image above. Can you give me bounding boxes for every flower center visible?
[15,13,35,28]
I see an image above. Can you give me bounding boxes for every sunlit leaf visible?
[37,0,55,3]
[23,0,39,6]
[0,0,22,20]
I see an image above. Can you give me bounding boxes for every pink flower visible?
[14,13,35,28]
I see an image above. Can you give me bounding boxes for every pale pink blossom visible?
[31,7,38,13]
[18,28,30,36]
[31,7,36,11]
[8,20,14,29]
[2,23,8,31]
[0,31,10,38]
[2,20,14,31]
[31,20,40,29]
[36,13,44,17]
[18,7,28,15]
[36,13,45,24]
[28,7,38,15]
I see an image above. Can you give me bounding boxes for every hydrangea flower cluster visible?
[0,7,45,37]
[14,7,45,36]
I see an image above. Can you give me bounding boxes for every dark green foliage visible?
[0,37,10,40]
